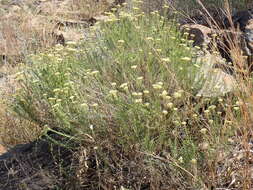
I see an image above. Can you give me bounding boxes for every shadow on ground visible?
[0,133,73,190]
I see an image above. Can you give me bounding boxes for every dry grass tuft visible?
[190,1,253,188]
[0,64,41,147]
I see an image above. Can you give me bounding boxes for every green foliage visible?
[12,4,239,188]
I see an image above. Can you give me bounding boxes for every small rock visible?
[181,24,213,47]
[0,144,6,155]
[195,52,237,97]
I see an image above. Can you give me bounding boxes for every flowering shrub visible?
[12,3,244,189]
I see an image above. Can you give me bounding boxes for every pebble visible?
[0,144,6,155]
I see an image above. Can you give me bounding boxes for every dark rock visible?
[181,7,253,73]
[221,9,253,71]
[243,19,253,61]
[51,32,65,46]
[181,23,213,47]
[180,7,227,29]
[224,8,253,31]
[0,133,73,189]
